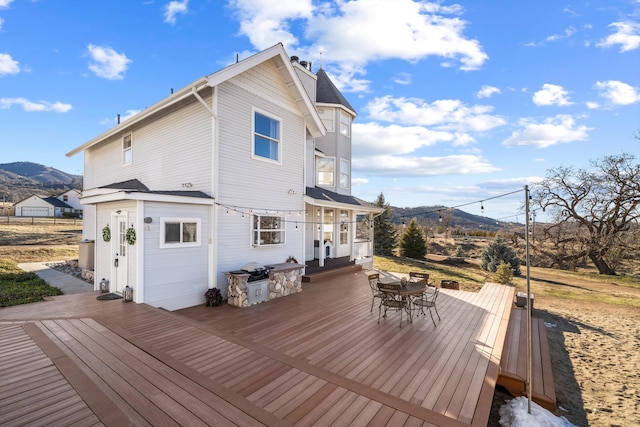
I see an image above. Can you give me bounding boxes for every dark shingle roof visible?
[42,197,73,209]
[100,179,211,199]
[315,68,356,114]
[305,186,377,209]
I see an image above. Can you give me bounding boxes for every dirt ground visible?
[488,269,640,427]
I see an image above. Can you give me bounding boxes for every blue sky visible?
[1,0,639,221]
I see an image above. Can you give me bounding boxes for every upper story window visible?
[252,215,285,246]
[317,157,335,186]
[339,111,351,137]
[253,111,281,162]
[160,217,201,248]
[318,108,334,132]
[340,158,350,189]
[122,134,132,165]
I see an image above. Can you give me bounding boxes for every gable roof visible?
[315,68,356,116]
[67,43,324,158]
[43,196,73,209]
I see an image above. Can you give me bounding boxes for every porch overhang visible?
[304,186,383,214]
[81,189,214,206]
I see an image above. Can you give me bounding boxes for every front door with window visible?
[111,214,128,293]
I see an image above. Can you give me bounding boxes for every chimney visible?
[290,56,299,63]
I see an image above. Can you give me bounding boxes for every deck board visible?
[0,273,516,426]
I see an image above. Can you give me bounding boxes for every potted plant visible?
[204,287,223,306]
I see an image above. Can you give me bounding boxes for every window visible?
[252,215,285,246]
[317,157,335,186]
[340,158,350,189]
[122,134,132,165]
[323,210,334,243]
[340,210,349,245]
[318,108,334,132]
[339,111,351,137]
[253,111,281,161]
[160,218,201,248]
[63,195,69,202]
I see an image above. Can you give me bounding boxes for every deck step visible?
[498,308,557,411]
[302,263,362,282]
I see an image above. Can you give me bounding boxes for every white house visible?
[14,194,74,217]
[56,189,83,212]
[67,43,381,310]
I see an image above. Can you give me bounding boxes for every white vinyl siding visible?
[143,203,209,310]
[83,90,213,193]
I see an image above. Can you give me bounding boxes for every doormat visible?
[96,293,122,301]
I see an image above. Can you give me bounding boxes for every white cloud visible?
[0,16,4,30]
[87,44,131,80]
[352,122,456,157]
[545,27,576,42]
[597,21,640,52]
[586,101,600,109]
[532,84,573,106]
[164,0,188,25]
[230,0,488,91]
[365,95,506,133]
[351,177,369,186]
[502,114,591,148]
[476,85,500,99]
[0,97,72,112]
[0,52,19,76]
[0,0,14,8]
[595,80,640,106]
[393,72,412,85]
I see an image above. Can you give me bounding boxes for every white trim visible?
[81,190,214,206]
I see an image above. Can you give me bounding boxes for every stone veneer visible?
[226,262,304,308]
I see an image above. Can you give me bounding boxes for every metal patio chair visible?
[367,272,384,312]
[413,285,441,327]
[377,282,407,328]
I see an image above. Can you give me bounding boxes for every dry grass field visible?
[0,219,82,262]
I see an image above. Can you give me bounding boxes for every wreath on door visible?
[102,225,111,242]
[125,225,136,245]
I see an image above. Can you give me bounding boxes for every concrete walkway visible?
[18,262,95,295]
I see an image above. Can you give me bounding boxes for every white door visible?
[111,215,128,293]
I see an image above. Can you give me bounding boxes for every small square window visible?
[339,111,351,137]
[252,215,285,246]
[160,218,201,248]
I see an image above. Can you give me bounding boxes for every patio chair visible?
[377,282,407,328]
[367,272,384,312]
[413,285,441,327]
[409,271,429,285]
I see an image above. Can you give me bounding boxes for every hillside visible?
[0,162,82,202]
[392,205,520,232]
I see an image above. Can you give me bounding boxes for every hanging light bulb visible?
[438,212,442,223]
[295,222,298,229]
[480,202,484,213]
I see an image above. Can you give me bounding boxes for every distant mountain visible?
[392,205,520,232]
[0,162,82,203]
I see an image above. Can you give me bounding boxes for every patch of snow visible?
[499,397,577,427]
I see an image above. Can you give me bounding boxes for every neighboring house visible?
[56,189,83,213]
[67,43,381,311]
[14,194,74,217]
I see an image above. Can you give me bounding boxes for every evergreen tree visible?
[481,237,521,275]
[399,218,427,259]
[373,193,397,256]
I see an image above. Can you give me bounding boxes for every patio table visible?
[379,280,428,323]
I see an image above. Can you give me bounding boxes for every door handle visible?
[114,258,119,267]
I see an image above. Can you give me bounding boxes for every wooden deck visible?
[0,273,515,426]
[497,308,557,411]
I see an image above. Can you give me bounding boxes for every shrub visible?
[0,259,63,307]
[481,237,521,275]
[493,261,514,284]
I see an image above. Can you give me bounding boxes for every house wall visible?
[84,91,213,194]
[142,202,210,310]
[58,190,82,210]
[213,59,307,292]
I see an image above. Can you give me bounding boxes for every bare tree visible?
[532,152,640,275]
